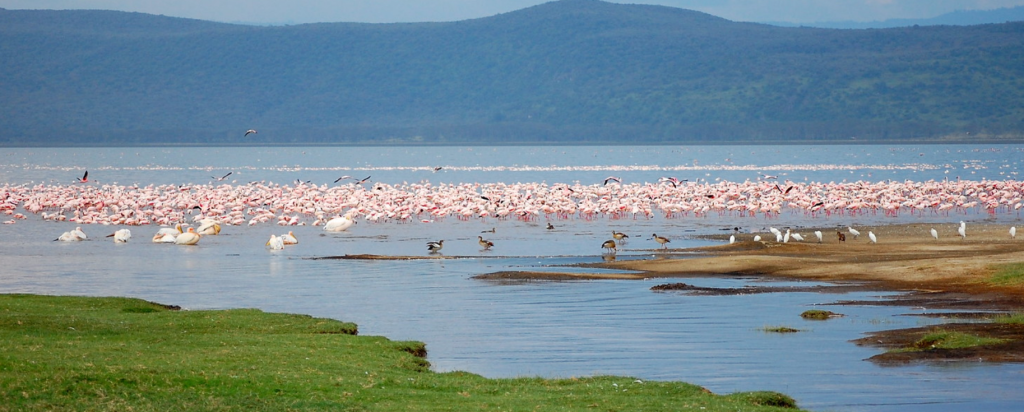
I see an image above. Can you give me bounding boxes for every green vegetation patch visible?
[893,330,1009,353]
[760,325,802,333]
[988,263,1024,286]
[800,310,840,320]
[994,313,1024,324]
[0,294,802,411]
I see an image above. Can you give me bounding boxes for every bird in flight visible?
[333,175,352,183]
[76,171,89,183]
[356,176,371,184]
[603,176,622,185]
[244,129,257,136]
[212,172,232,181]
[433,166,443,172]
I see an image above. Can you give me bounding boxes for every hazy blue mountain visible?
[766,6,1024,29]
[2,0,1023,145]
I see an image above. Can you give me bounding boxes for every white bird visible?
[107,228,131,243]
[71,226,87,240]
[1011,226,1017,239]
[152,233,176,243]
[281,231,298,245]
[729,235,735,244]
[814,230,823,243]
[324,215,355,232]
[427,240,444,253]
[791,233,804,242]
[783,229,791,243]
[868,231,877,244]
[957,225,966,240]
[930,228,939,240]
[244,129,257,136]
[266,234,284,250]
[174,227,201,245]
[197,220,221,235]
[753,235,762,242]
[847,227,860,239]
[55,231,81,242]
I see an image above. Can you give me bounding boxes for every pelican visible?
[868,231,877,244]
[427,240,444,253]
[1011,226,1017,239]
[244,129,257,136]
[814,230,823,243]
[71,226,87,240]
[281,231,298,245]
[106,228,131,243]
[324,215,356,232]
[753,235,762,242]
[601,239,617,253]
[930,228,939,240]
[847,227,860,239]
[652,233,670,249]
[266,234,285,250]
[55,231,81,242]
[197,220,221,235]
[477,236,494,250]
[174,227,201,245]
[612,230,629,241]
[152,233,176,243]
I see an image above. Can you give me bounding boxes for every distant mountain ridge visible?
[767,6,1024,29]
[1,0,1023,145]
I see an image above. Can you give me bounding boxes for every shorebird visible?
[868,231,878,244]
[652,233,670,249]
[244,129,257,136]
[791,232,804,242]
[753,235,762,242]
[930,228,939,240]
[848,227,860,239]
[76,171,89,183]
[814,230,823,243]
[477,236,494,250]
[837,231,846,242]
[427,240,444,253]
[729,235,735,244]
[601,239,617,253]
[481,228,495,233]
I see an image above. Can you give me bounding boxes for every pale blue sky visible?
[1,0,1022,24]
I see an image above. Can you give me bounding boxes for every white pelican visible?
[107,228,131,243]
[652,233,670,249]
[930,228,939,240]
[71,226,87,240]
[868,231,877,244]
[427,240,444,253]
[847,227,860,239]
[55,231,81,242]
[281,231,298,245]
[174,227,201,245]
[324,215,355,232]
[152,233,176,243]
[814,230,823,243]
[266,235,285,250]
[753,235,762,242]
[601,239,617,253]
[197,219,221,235]
[478,236,494,250]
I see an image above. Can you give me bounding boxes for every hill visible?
[1,0,1023,145]
[767,6,1024,29]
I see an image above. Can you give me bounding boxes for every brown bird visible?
[652,233,670,249]
[837,231,846,242]
[612,230,629,241]
[477,236,494,250]
[601,239,617,253]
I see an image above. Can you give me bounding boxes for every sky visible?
[2,0,1023,25]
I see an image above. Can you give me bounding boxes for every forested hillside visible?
[1,0,1023,145]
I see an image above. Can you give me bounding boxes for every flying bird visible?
[433,166,443,172]
[212,172,232,181]
[244,129,257,136]
[334,175,352,183]
[356,176,372,184]
[603,176,621,185]
[76,171,89,183]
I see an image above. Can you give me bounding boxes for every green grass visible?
[987,263,1024,286]
[759,325,802,333]
[0,294,802,411]
[993,313,1024,324]
[892,330,1009,353]
[799,310,838,320]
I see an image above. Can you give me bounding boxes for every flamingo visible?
[76,171,89,183]
[244,129,257,136]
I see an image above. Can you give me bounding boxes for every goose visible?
[477,236,494,250]
[652,234,670,249]
[601,239,617,253]
[427,240,444,253]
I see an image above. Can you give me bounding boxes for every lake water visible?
[2,144,1024,411]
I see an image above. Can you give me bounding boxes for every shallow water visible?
[2,144,1024,411]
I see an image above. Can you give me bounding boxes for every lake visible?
[2,144,1024,411]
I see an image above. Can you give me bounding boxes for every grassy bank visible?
[0,294,801,411]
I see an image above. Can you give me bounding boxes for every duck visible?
[477,236,494,250]
[612,230,629,241]
[652,233,670,249]
[427,240,444,253]
[601,239,617,253]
